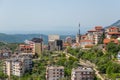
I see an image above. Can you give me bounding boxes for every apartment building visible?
[87,26,104,45]
[3,55,32,77]
[19,44,35,53]
[46,66,64,80]
[71,67,95,80]
[19,38,43,55]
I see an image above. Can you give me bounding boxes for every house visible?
[76,26,104,48]
[105,27,120,39]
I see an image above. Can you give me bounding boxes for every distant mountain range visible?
[0,33,75,44]
[106,20,120,28]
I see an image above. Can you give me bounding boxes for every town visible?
[1,23,120,80]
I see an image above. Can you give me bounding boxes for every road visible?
[64,52,104,80]
[80,59,104,80]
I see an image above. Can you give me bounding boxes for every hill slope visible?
[106,20,120,28]
[0,33,75,44]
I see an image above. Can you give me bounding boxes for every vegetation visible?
[9,51,79,80]
[68,42,120,79]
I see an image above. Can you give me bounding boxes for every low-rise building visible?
[71,67,95,80]
[46,66,64,80]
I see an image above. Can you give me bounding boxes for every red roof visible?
[108,32,120,35]
[63,43,71,47]
[19,44,33,48]
[88,30,96,32]
[80,40,93,42]
[108,27,119,30]
[103,38,119,44]
[95,26,103,30]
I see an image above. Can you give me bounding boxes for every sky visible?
[0,0,120,35]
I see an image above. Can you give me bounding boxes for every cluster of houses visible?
[2,26,120,79]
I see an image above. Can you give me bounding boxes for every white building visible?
[3,55,32,77]
[48,35,60,42]
[46,66,64,80]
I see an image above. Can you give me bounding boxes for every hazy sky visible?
[0,0,120,34]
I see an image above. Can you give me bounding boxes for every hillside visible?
[106,20,120,28]
[0,33,75,44]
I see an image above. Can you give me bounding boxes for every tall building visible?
[46,66,64,80]
[71,67,95,80]
[3,55,32,77]
[48,35,60,42]
[31,38,43,55]
[48,35,63,51]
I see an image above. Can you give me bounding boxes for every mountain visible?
[106,20,120,28]
[0,33,75,44]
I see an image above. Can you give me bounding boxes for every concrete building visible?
[46,66,64,80]
[71,67,95,80]
[19,44,35,54]
[48,35,60,42]
[48,40,63,51]
[77,26,104,48]
[48,35,63,51]
[19,38,43,55]
[31,38,43,55]
[3,55,32,77]
[87,26,104,45]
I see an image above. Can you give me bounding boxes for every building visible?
[48,35,63,51]
[77,26,104,48]
[3,55,32,77]
[46,66,64,80]
[0,48,11,59]
[105,27,120,39]
[31,38,43,55]
[87,26,104,45]
[80,40,93,48]
[48,35,60,42]
[19,44,35,54]
[103,38,119,45]
[65,36,72,44]
[71,67,95,80]
[48,40,63,51]
[19,38,43,55]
